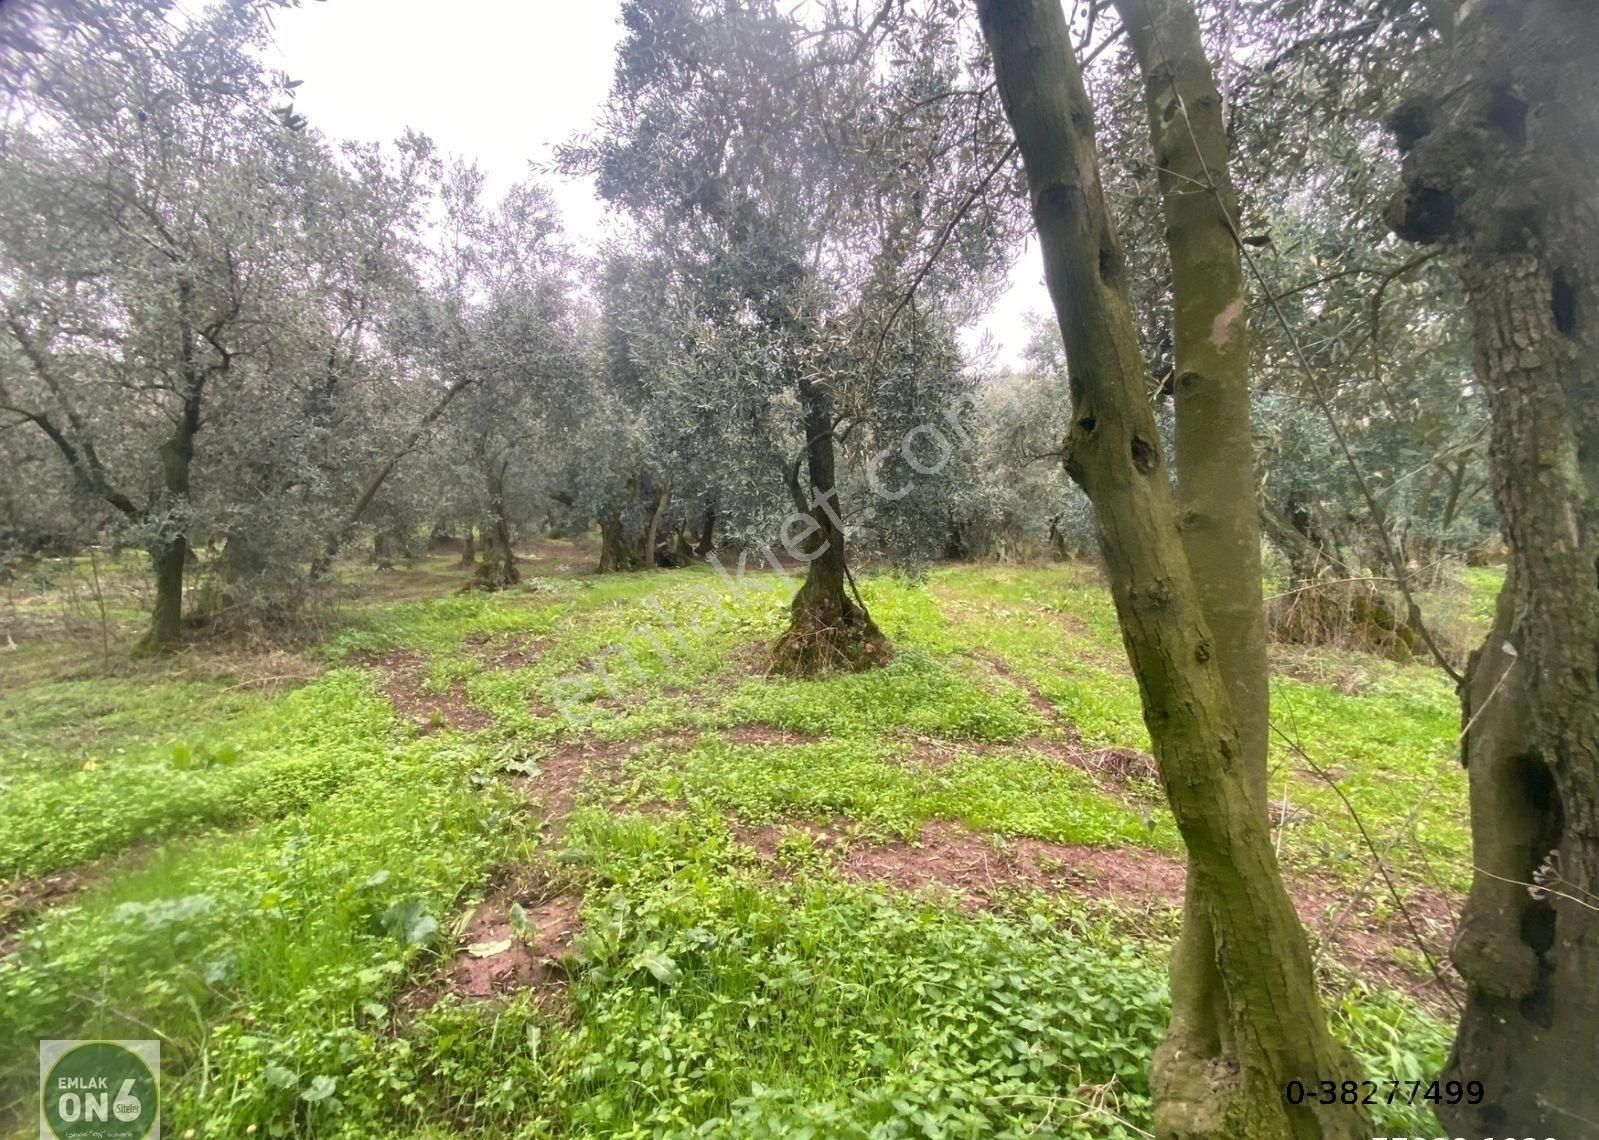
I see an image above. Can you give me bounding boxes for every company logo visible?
[39,1041,159,1140]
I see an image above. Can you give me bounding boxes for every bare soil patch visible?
[0,870,81,955]
[841,819,1184,912]
[369,648,494,733]
[449,888,584,1003]
[465,631,546,669]
[735,814,1458,1009]
[514,728,699,821]
[725,724,819,747]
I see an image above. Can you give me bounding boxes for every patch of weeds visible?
[0,735,531,1136]
[727,647,1042,742]
[1270,669,1466,888]
[615,735,1170,850]
[287,811,1448,1138]
[0,670,400,878]
[923,750,1177,849]
[326,591,569,659]
[0,674,273,778]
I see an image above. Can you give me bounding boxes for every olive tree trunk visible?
[771,374,889,675]
[1389,2,1599,1127]
[978,2,1367,1136]
[1108,0,1276,1130]
[473,457,519,590]
[139,290,208,653]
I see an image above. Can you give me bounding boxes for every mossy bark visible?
[1389,4,1599,1123]
[142,535,186,652]
[472,459,519,590]
[1111,2,1276,1129]
[597,508,647,573]
[978,3,1367,1136]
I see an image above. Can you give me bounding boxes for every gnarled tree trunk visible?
[472,458,519,590]
[1389,3,1599,1127]
[771,374,890,676]
[979,2,1367,1135]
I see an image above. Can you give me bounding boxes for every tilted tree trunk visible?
[770,374,890,675]
[312,375,480,578]
[694,501,718,557]
[641,476,672,570]
[1109,0,1276,1131]
[1388,1,1599,1130]
[977,2,1367,1136]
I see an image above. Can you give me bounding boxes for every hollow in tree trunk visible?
[978,2,1368,1135]
[770,376,890,676]
[1389,2,1599,1127]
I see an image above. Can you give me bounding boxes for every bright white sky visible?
[263,0,1048,368]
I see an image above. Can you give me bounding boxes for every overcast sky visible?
[262,0,1048,367]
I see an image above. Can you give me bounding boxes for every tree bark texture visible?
[473,459,520,589]
[978,2,1367,1136]
[1111,0,1275,1125]
[1389,3,1599,1127]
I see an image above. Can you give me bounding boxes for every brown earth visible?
[449,890,585,1003]
[734,815,1460,1014]
[367,648,494,733]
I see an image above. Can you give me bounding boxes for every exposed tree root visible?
[770,594,892,677]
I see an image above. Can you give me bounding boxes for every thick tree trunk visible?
[1111,3,1274,1129]
[1389,2,1599,1132]
[473,460,519,590]
[978,3,1367,1137]
[144,536,186,650]
[694,502,717,557]
[771,376,890,676]
[459,525,476,566]
[597,509,646,573]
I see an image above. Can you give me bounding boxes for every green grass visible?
[0,670,401,879]
[615,735,1176,849]
[0,730,530,1133]
[0,546,1469,1138]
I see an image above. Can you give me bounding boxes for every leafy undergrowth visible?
[0,670,399,879]
[0,545,1477,1138]
[615,735,1179,850]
